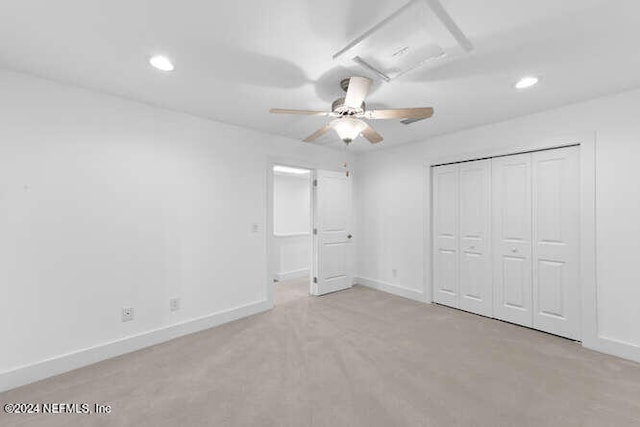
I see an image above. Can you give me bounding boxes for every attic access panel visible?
[333,0,473,82]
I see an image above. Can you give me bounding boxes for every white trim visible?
[426,135,586,167]
[273,172,310,179]
[578,135,598,348]
[312,168,319,296]
[355,276,426,303]
[423,151,434,303]
[585,336,640,364]
[0,299,271,392]
[273,232,311,238]
[275,268,310,282]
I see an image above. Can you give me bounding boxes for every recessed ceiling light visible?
[149,55,174,72]
[515,76,539,89]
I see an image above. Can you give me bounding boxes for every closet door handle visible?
[510,247,518,253]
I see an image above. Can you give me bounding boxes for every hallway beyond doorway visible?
[274,278,309,305]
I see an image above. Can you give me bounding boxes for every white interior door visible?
[532,146,580,339]
[313,169,352,296]
[433,164,459,308]
[492,153,533,327]
[458,159,493,316]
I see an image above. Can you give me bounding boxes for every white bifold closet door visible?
[458,160,492,316]
[433,160,492,316]
[531,146,580,339]
[433,164,459,307]
[492,153,534,327]
[492,146,580,339]
[434,146,579,340]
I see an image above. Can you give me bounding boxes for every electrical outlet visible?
[169,297,181,312]
[392,268,398,278]
[121,307,134,322]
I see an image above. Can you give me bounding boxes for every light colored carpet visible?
[274,277,310,306]
[2,285,640,426]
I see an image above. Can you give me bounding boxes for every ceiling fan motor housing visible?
[332,97,365,116]
[340,78,351,92]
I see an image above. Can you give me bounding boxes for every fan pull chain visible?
[341,141,350,177]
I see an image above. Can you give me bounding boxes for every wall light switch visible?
[122,307,134,322]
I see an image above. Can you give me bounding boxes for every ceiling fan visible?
[270,76,434,145]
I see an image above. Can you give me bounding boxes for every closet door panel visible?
[492,153,533,327]
[458,159,492,316]
[433,164,459,308]
[532,146,580,339]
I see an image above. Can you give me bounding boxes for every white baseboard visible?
[354,276,426,303]
[275,268,310,282]
[354,277,640,365]
[584,336,640,364]
[0,299,272,393]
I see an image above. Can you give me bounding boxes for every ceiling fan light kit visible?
[331,117,367,144]
[332,0,473,82]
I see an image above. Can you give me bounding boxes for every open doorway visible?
[270,165,313,305]
[267,163,354,306]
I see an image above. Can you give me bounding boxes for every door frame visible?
[266,160,315,306]
[424,132,597,348]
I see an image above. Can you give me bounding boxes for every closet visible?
[433,145,580,340]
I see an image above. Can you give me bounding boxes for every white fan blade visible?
[344,76,372,109]
[270,109,331,116]
[303,124,332,142]
[361,123,383,144]
[365,107,434,120]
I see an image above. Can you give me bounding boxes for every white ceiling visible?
[1,0,639,151]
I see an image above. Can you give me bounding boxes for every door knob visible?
[347,234,353,239]
[511,247,518,253]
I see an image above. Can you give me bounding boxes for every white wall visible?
[273,172,310,235]
[0,70,354,389]
[273,235,311,281]
[273,172,311,281]
[355,87,640,362]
